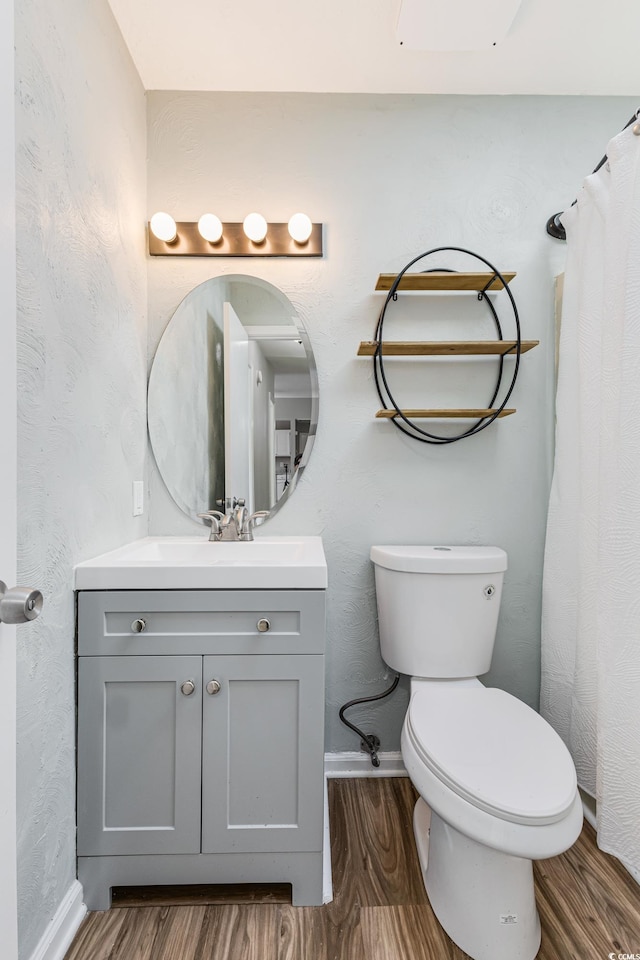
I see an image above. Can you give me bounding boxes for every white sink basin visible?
[74,536,327,591]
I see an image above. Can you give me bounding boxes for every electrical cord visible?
[338,673,401,768]
[373,246,521,444]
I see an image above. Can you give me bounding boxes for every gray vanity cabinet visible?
[77,655,203,857]
[201,654,324,854]
[76,589,326,910]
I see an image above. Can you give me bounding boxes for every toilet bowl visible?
[370,545,582,960]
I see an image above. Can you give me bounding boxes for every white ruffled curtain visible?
[541,122,640,873]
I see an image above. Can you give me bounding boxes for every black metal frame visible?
[373,246,521,445]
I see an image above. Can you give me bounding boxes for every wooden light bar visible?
[149,222,324,257]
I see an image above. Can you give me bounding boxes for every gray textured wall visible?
[15,0,146,955]
[147,92,636,756]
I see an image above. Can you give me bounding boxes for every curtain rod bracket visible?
[546,213,566,241]
[545,110,640,242]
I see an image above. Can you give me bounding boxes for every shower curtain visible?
[541,122,640,874]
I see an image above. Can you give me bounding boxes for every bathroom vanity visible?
[74,537,327,910]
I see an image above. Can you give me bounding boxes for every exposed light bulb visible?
[243,213,268,243]
[149,211,177,243]
[288,213,312,244]
[198,213,223,243]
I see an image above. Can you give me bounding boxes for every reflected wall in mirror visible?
[148,275,318,524]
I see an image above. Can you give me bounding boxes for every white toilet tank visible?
[371,545,508,678]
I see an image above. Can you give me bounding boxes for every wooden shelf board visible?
[376,408,516,419]
[358,340,538,357]
[375,271,516,292]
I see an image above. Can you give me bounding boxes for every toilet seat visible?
[406,685,577,826]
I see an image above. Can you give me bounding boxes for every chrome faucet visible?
[197,499,270,542]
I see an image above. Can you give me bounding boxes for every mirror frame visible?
[148,274,319,525]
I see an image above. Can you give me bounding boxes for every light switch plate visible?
[132,481,144,516]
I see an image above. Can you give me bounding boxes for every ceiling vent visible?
[396,0,523,50]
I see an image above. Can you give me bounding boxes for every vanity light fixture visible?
[148,211,323,257]
[197,213,223,243]
[149,211,177,243]
[288,213,313,244]
[243,213,268,244]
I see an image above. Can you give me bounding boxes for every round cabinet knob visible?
[131,618,147,633]
[180,680,196,696]
[256,618,271,633]
[206,679,221,696]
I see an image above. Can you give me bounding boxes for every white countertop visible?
[74,535,328,591]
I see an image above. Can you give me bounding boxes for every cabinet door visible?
[77,656,203,856]
[201,655,324,854]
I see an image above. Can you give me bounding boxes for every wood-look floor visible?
[64,778,640,960]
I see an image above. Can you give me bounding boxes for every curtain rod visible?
[546,109,640,241]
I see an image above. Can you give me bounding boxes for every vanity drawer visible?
[77,590,325,657]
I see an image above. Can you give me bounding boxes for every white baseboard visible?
[27,880,86,960]
[580,790,640,887]
[622,859,640,886]
[580,789,597,830]
[324,750,407,778]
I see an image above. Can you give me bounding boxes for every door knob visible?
[0,581,43,625]
[206,679,221,696]
[180,680,196,696]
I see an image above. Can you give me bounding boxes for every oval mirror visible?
[148,275,318,524]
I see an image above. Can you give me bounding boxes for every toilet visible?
[370,545,583,960]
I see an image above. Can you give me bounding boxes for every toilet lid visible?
[406,686,577,825]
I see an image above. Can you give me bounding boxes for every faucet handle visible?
[198,509,225,522]
[197,512,223,541]
[237,510,270,541]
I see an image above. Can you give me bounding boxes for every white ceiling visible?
[108,0,640,95]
